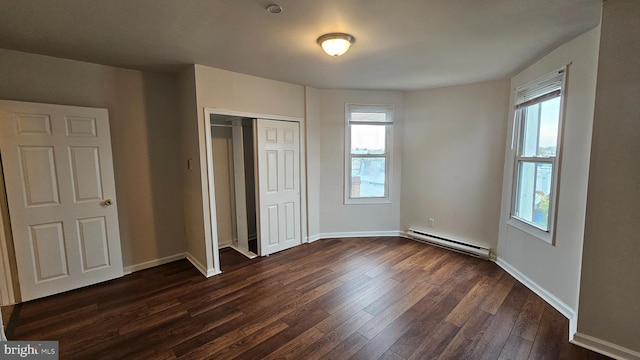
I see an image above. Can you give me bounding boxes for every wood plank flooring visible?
[3,237,610,359]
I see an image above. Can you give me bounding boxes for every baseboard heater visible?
[407,228,490,260]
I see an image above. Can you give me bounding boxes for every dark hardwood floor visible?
[4,237,610,359]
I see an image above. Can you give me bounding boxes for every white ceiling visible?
[0,0,602,90]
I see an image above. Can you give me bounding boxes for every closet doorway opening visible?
[210,114,258,266]
[204,109,307,274]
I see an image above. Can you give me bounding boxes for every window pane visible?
[515,161,552,230]
[350,112,387,122]
[351,157,386,198]
[351,124,386,154]
[521,97,560,157]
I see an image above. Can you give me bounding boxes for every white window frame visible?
[344,104,394,205]
[508,67,567,244]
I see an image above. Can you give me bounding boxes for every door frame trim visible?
[0,120,17,305]
[0,214,15,305]
[202,108,307,273]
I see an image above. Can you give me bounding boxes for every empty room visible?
[0,0,638,359]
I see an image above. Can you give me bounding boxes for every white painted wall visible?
[305,87,321,241]
[496,27,601,313]
[0,49,186,271]
[318,90,403,236]
[179,66,208,270]
[577,0,640,354]
[401,80,509,251]
[194,65,305,119]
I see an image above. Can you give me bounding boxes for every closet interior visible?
[210,115,258,264]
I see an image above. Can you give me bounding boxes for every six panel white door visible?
[256,119,301,255]
[0,100,123,302]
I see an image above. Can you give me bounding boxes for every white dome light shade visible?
[317,33,355,57]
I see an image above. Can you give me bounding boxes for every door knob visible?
[102,199,113,206]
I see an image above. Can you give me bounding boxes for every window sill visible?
[344,197,391,205]
[507,217,554,245]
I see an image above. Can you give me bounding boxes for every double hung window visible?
[510,69,566,243]
[345,104,393,204]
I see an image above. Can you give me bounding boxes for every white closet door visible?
[256,119,301,255]
[0,100,123,302]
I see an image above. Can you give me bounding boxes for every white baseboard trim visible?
[307,234,321,243]
[227,244,258,259]
[318,230,403,239]
[495,257,575,320]
[217,238,235,248]
[123,251,226,279]
[572,332,640,360]
[123,253,186,275]
[186,252,220,278]
[570,316,578,342]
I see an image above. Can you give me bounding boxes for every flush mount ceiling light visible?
[317,33,355,57]
[266,4,282,14]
